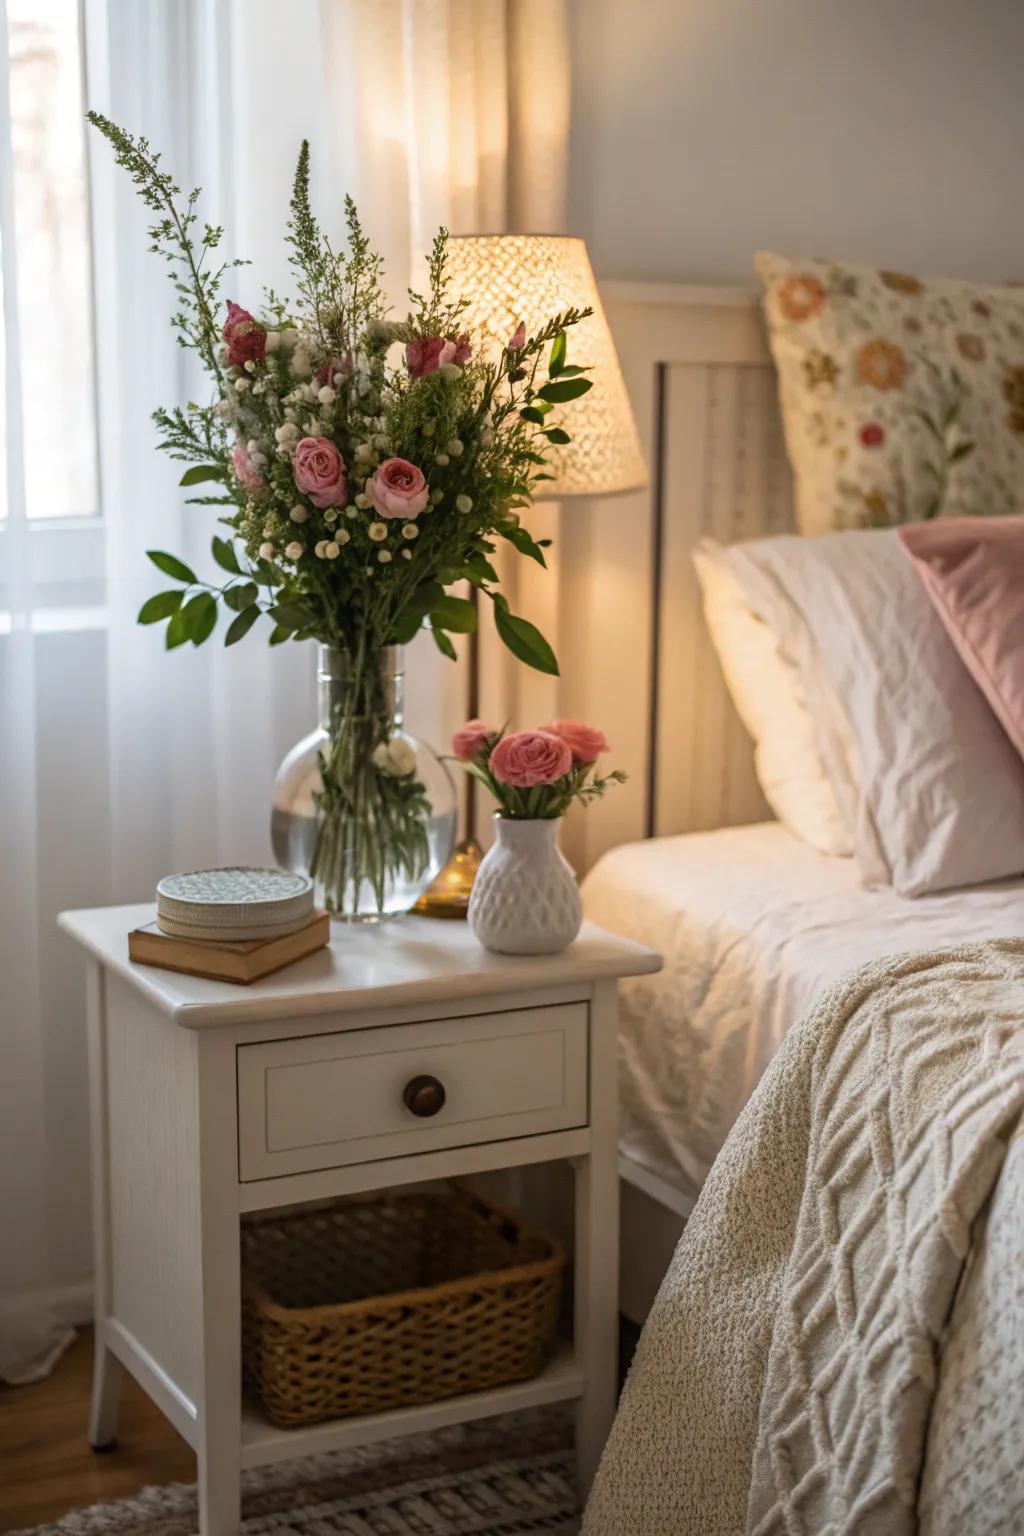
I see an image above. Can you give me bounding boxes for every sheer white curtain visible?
[0,0,569,1378]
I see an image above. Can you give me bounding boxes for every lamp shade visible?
[446,234,647,497]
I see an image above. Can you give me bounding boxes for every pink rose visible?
[452,719,498,761]
[293,436,347,509]
[406,336,470,376]
[367,457,429,520]
[547,719,610,765]
[231,441,266,495]
[490,730,572,787]
[222,301,266,367]
[315,353,353,387]
[406,337,449,379]
[507,321,526,351]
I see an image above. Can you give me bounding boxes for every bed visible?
[568,280,1024,1329]
[584,820,1024,1205]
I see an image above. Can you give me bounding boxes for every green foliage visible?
[492,604,559,676]
[225,605,260,645]
[147,549,197,584]
[179,464,225,486]
[138,590,183,624]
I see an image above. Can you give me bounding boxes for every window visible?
[2,0,102,611]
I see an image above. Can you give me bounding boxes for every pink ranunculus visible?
[547,719,610,765]
[367,457,429,520]
[507,321,526,351]
[231,441,266,495]
[453,334,472,366]
[490,730,572,788]
[406,337,449,379]
[452,719,498,761]
[222,300,266,367]
[315,352,353,387]
[293,436,347,509]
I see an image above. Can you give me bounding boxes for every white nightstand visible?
[60,905,661,1535]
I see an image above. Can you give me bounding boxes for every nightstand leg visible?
[197,1036,242,1536]
[88,1331,124,1450]
[86,965,122,1451]
[573,981,621,1500]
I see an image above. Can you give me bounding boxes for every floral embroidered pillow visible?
[756,251,1024,535]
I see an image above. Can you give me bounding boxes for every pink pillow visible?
[899,517,1024,759]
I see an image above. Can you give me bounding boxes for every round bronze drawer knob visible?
[403,1074,446,1118]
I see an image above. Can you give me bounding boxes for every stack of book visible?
[128,867,329,985]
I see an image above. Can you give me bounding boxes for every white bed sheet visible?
[581,821,1024,1203]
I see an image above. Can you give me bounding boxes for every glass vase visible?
[271,645,456,921]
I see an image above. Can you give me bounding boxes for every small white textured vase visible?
[468,816,582,955]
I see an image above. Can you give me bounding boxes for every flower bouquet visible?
[89,116,597,920]
[448,718,624,953]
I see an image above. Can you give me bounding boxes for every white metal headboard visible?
[559,283,795,875]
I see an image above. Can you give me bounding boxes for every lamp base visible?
[411,837,483,919]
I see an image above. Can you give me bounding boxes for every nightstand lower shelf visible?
[239,1344,585,1469]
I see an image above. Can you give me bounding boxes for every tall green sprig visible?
[86,111,241,385]
[286,141,387,353]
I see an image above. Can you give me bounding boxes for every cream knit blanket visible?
[584,942,1024,1536]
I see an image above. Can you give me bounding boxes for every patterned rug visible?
[14,1413,579,1535]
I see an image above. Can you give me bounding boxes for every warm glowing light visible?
[447,234,647,497]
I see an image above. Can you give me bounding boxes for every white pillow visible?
[693,541,853,857]
[720,528,1024,896]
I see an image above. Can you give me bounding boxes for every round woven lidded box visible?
[156,867,315,942]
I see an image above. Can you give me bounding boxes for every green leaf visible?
[182,591,218,646]
[430,621,457,660]
[256,559,286,587]
[537,377,594,404]
[179,464,226,487]
[519,405,547,426]
[147,549,197,584]
[212,535,241,574]
[165,607,191,650]
[389,580,443,643]
[269,600,315,633]
[138,590,183,624]
[494,607,559,676]
[223,581,258,611]
[389,608,426,644]
[500,524,547,567]
[544,427,571,445]
[554,364,591,377]
[462,553,499,585]
[548,331,567,377]
[225,604,260,645]
[268,623,292,646]
[430,594,477,634]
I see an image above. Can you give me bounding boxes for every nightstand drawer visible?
[236,1003,588,1181]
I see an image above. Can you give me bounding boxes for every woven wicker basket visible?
[241,1185,565,1428]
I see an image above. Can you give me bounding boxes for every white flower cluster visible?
[371,737,417,777]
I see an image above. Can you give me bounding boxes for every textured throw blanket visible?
[584,942,1024,1536]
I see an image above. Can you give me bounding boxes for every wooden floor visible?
[0,1330,195,1534]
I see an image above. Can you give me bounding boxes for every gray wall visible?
[569,0,1024,284]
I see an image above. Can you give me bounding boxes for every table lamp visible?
[414,235,647,917]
